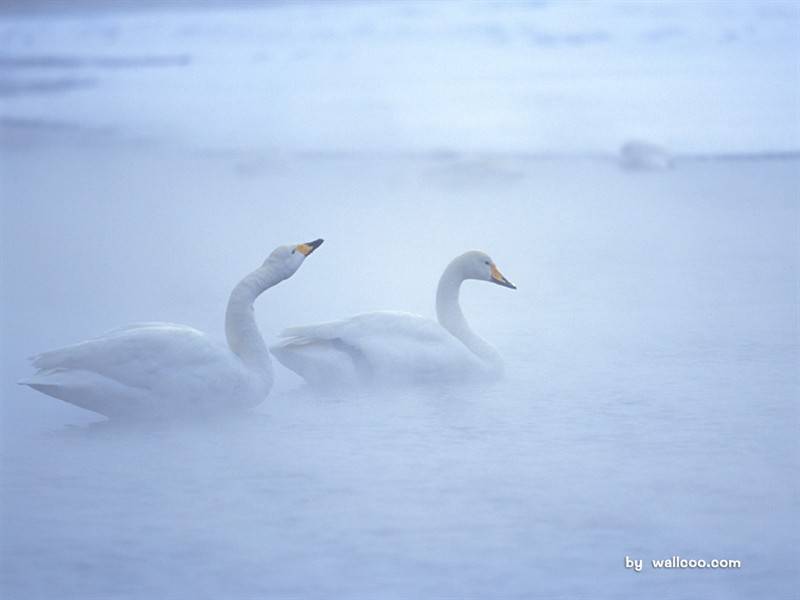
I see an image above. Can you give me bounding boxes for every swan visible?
[270,250,515,387]
[19,239,324,419]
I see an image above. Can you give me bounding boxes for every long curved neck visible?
[435,258,503,375]
[225,263,283,380]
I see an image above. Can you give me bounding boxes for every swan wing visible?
[26,322,236,393]
[280,311,445,342]
[272,311,476,385]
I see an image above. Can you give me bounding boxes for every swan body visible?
[20,239,323,419]
[272,311,483,386]
[271,251,515,387]
[21,323,261,419]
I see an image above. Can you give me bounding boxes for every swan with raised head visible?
[19,239,324,419]
[270,250,515,387]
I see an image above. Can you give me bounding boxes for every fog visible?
[1,2,798,599]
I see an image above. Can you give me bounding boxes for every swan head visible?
[460,251,516,289]
[264,238,324,279]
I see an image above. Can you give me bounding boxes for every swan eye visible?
[291,249,296,255]
[484,261,490,265]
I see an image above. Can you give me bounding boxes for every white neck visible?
[435,256,503,376]
[225,262,284,387]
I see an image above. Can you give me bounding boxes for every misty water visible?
[1,2,798,599]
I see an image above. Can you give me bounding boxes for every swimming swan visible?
[271,250,515,387]
[19,239,324,419]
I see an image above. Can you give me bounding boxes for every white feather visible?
[271,251,515,388]
[20,240,323,419]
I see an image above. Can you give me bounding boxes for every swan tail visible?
[28,343,89,370]
[29,350,62,369]
[18,369,148,418]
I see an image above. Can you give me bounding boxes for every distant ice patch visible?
[619,140,673,170]
[425,156,526,189]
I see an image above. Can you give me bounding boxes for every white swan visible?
[270,251,515,387]
[19,239,324,419]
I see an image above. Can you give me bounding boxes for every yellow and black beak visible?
[490,264,517,289]
[296,238,324,256]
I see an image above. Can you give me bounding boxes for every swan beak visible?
[297,238,324,256]
[491,264,516,289]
